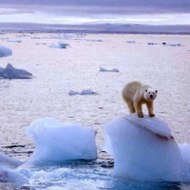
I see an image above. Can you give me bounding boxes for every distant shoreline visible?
[1,23,190,35]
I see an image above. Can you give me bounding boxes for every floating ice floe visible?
[68,90,80,96]
[99,66,119,73]
[7,39,22,43]
[2,63,33,79]
[126,40,136,44]
[49,41,69,49]
[162,42,182,47]
[0,46,12,58]
[147,42,158,45]
[68,89,98,96]
[104,114,190,182]
[80,89,98,95]
[26,117,97,164]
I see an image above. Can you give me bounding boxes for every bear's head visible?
[144,88,158,101]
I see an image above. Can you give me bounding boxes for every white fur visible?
[144,88,157,101]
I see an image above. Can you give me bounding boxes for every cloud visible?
[0,0,190,12]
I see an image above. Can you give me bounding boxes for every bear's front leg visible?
[135,102,144,118]
[146,101,155,117]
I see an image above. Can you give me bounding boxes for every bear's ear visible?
[145,89,148,92]
[155,90,158,93]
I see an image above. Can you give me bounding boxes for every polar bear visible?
[122,81,158,118]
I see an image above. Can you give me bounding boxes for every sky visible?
[1,0,190,12]
[0,0,190,28]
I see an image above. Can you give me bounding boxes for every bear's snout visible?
[150,94,153,99]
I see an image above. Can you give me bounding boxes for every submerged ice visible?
[104,114,190,182]
[27,118,97,164]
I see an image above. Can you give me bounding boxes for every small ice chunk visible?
[147,42,157,45]
[80,89,98,95]
[0,46,12,58]
[7,39,22,43]
[68,90,80,96]
[49,41,69,49]
[68,89,97,96]
[104,115,183,181]
[127,40,136,44]
[58,41,69,48]
[168,43,181,47]
[3,63,33,79]
[26,118,97,164]
[162,42,182,47]
[99,66,119,73]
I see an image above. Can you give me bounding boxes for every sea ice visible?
[49,41,69,49]
[26,118,97,164]
[104,114,184,182]
[0,46,12,58]
[99,66,119,73]
[2,63,33,79]
[68,89,98,96]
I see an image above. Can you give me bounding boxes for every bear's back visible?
[122,81,142,100]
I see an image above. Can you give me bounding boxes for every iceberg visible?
[2,63,33,79]
[27,118,97,164]
[0,46,12,58]
[104,114,188,182]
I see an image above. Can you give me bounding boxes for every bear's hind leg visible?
[126,100,136,114]
[135,102,144,118]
